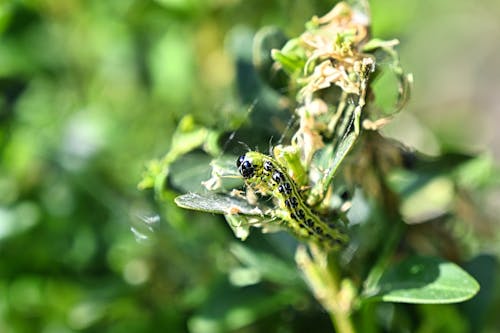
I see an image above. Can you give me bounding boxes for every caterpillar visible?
[236,152,348,251]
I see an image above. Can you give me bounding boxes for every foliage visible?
[1,0,499,333]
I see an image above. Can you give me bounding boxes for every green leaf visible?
[174,193,263,216]
[363,256,480,304]
[308,131,357,205]
[318,131,357,172]
[270,38,306,75]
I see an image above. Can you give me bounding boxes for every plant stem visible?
[296,245,356,333]
[330,310,355,333]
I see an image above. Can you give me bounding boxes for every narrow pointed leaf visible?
[174,193,263,216]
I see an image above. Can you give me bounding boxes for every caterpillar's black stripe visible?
[237,152,348,250]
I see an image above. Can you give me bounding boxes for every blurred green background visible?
[0,0,499,332]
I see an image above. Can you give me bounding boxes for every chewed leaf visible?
[202,156,243,192]
[174,193,264,216]
[363,256,480,304]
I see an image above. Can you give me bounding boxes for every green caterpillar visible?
[236,151,348,251]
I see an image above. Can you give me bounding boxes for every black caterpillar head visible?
[236,155,254,179]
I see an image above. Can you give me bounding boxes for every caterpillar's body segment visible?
[237,152,348,251]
